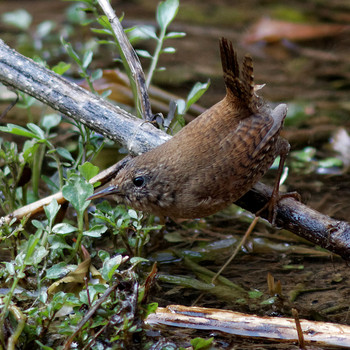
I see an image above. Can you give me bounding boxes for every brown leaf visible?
[47,257,91,295]
[243,18,349,44]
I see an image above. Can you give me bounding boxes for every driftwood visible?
[146,304,350,348]
[1,29,350,260]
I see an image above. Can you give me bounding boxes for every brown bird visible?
[90,38,290,221]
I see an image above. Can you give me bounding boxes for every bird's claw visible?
[256,191,301,227]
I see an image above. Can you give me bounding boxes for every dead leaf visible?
[243,17,349,44]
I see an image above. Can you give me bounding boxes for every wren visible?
[89,38,290,221]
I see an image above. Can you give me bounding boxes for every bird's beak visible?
[88,185,119,200]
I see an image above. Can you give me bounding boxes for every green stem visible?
[32,144,45,199]
[84,73,97,95]
[89,139,106,162]
[7,306,26,350]
[73,211,84,257]
[146,26,167,88]
[52,151,64,189]
[0,264,25,342]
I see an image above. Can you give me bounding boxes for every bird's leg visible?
[256,139,300,225]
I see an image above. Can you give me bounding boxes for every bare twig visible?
[62,283,119,350]
[98,0,153,121]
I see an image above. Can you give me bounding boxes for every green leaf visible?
[318,157,342,168]
[136,49,153,59]
[62,174,94,215]
[52,62,71,75]
[98,250,110,262]
[292,147,316,162]
[61,38,81,65]
[41,114,61,132]
[44,199,61,228]
[83,224,107,238]
[143,302,158,317]
[46,262,75,279]
[191,337,214,350]
[165,31,186,39]
[176,114,186,128]
[30,246,49,266]
[101,89,112,99]
[78,162,99,181]
[91,68,103,82]
[97,39,115,46]
[2,9,32,31]
[156,0,179,31]
[0,124,38,139]
[36,20,55,38]
[27,123,45,139]
[52,223,77,235]
[128,25,158,41]
[5,262,15,276]
[248,290,264,299]
[161,47,176,54]
[186,80,210,110]
[24,235,40,265]
[130,257,148,267]
[261,296,277,305]
[97,15,112,31]
[49,236,74,250]
[32,220,44,230]
[128,209,138,219]
[91,28,112,35]
[22,139,40,162]
[101,255,124,281]
[176,99,186,116]
[82,50,93,70]
[56,147,75,163]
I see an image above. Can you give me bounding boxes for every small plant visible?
[0,0,213,348]
[92,200,162,257]
[290,146,343,174]
[0,116,65,199]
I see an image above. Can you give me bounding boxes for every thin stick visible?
[292,308,306,349]
[98,0,152,121]
[62,283,118,350]
[211,216,259,283]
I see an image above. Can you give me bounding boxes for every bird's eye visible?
[133,176,145,187]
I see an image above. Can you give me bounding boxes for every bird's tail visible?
[220,38,255,110]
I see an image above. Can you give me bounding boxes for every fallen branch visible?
[146,304,350,348]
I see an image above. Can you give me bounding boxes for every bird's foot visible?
[256,191,301,226]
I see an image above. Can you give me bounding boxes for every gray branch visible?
[236,183,350,260]
[0,40,170,156]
